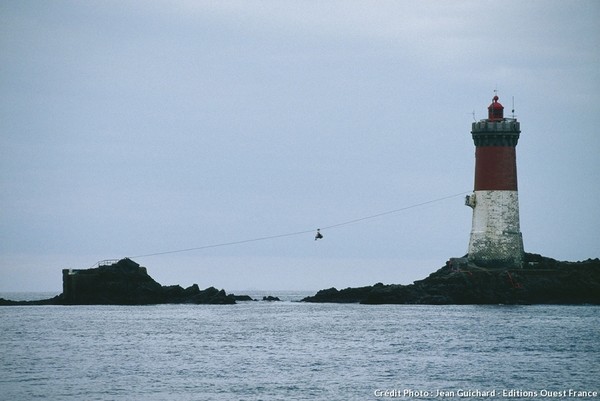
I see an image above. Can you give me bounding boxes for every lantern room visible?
[487,95,504,121]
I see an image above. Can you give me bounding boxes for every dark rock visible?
[0,294,64,306]
[188,287,236,305]
[1,258,235,305]
[302,253,600,305]
[232,294,255,301]
[5,254,599,306]
[184,284,201,296]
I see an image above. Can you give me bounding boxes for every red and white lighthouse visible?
[465,95,524,268]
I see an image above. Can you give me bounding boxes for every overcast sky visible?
[1,1,599,293]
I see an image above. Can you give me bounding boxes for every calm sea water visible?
[1,292,598,401]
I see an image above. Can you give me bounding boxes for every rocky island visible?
[0,258,242,305]
[2,253,599,306]
[302,253,600,304]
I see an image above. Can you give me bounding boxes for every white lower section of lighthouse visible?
[467,190,524,268]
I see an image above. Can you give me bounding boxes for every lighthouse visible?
[465,95,524,268]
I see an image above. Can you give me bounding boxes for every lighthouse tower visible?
[465,95,524,268]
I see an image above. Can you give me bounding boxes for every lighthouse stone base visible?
[467,190,524,268]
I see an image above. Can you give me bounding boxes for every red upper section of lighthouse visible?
[488,95,504,121]
[474,147,518,190]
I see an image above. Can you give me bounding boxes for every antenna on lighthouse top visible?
[511,96,516,119]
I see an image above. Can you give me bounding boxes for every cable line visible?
[128,190,469,260]
[130,229,314,259]
[319,190,469,231]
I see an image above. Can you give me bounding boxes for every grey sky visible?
[1,1,599,292]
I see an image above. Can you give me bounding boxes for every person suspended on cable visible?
[315,229,323,241]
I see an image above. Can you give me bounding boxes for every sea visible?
[1,291,599,401]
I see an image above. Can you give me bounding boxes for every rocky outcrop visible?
[302,253,600,305]
[0,295,63,306]
[3,254,598,306]
[232,294,256,301]
[0,258,237,305]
